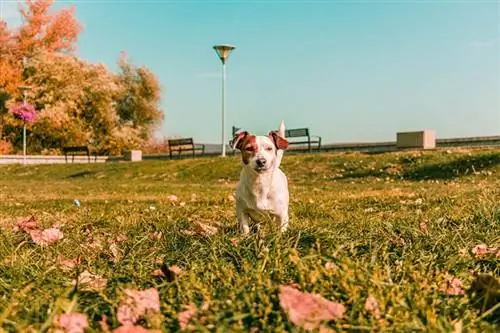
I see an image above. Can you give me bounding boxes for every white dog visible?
[232,120,290,234]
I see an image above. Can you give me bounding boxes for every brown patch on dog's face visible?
[240,135,258,165]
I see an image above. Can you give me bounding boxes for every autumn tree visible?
[16,0,82,56]
[0,0,164,154]
[116,54,164,141]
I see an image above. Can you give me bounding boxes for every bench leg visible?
[64,154,68,164]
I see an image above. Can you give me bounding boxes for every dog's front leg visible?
[237,207,250,234]
[278,210,289,232]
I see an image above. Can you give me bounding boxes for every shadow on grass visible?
[66,170,97,178]
[403,153,500,180]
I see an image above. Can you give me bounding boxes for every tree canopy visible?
[0,0,164,155]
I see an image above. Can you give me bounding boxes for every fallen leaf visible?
[472,244,498,258]
[30,227,64,246]
[279,285,345,331]
[53,312,88,333]
[178,304,197,330]
[57,255,79,270]
[117,288,161,326]
[229,237,240,247]
[73,270,108,292]
[440,274,465,296]
[324,262,335,271]
[364,295,381,319]
[15,215,37,232]
[110,242,120,262]
[168,265,182,276]
[182,221,218,237]
[167,195,178,202]
[152,269,165,278]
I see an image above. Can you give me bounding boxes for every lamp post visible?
[213,44,235,157]
[18,86,31,165]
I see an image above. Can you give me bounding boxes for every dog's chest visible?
[241,180,278,212]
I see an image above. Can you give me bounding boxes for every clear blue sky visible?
[3,0,499,144]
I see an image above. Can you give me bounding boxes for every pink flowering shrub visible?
[11,103,37,124]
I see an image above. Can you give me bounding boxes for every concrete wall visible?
[396,130,436,149]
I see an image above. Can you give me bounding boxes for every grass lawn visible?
[0,148,499,332]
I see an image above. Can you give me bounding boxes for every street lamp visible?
[18,85,31,165]
[213,44,235,157]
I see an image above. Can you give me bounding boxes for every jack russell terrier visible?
[231,121,290,234]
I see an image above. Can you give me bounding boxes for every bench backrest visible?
[168,138,194,147]
[285,128,310,138]
[62,146,89,153]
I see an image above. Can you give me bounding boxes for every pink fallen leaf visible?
[117,288,161,325]
[324,262,335,271]
[364,295,381,319]
[57,255,79,270]
[279,285,345,331]
[229,237,240,247]
[167,194,178,202]
[152,269,165,278]
[30,227,64,246]
[440,274,465,296]
[169,265,182,276]
[472,244,489,257]
[53,312,88,333]
[15,215,37,232]
[178,304,197,330]
[113,325,162,333]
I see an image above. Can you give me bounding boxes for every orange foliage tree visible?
[0,0,163,154]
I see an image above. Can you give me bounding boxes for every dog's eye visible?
[265,146,273,151]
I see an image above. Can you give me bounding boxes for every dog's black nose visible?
[256,159,266,167]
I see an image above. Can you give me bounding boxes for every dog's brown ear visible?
[232,131,249,150]
[268,131,289,150]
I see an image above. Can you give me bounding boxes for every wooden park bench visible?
[62,146,95,163]
[167,138,205,159]
[284,128,322,152]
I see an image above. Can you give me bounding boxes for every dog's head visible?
[232,130,288,173]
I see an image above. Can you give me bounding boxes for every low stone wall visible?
[0,155,119,165]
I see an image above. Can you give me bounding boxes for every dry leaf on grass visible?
[440,274,465,296]
[167,195,178,202]
[117,288,161,325]
[57,255,80,270]
[14,215,37,232]
[73,270,108,292]
[182,221,218,237]
[364,295,381,319]
[279,285,345,331]
[472,244,499,258]
[178,304,197,330]
[29,227,64,246]
[53,312,88,333]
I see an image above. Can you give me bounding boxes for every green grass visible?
[0,148,499,332]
